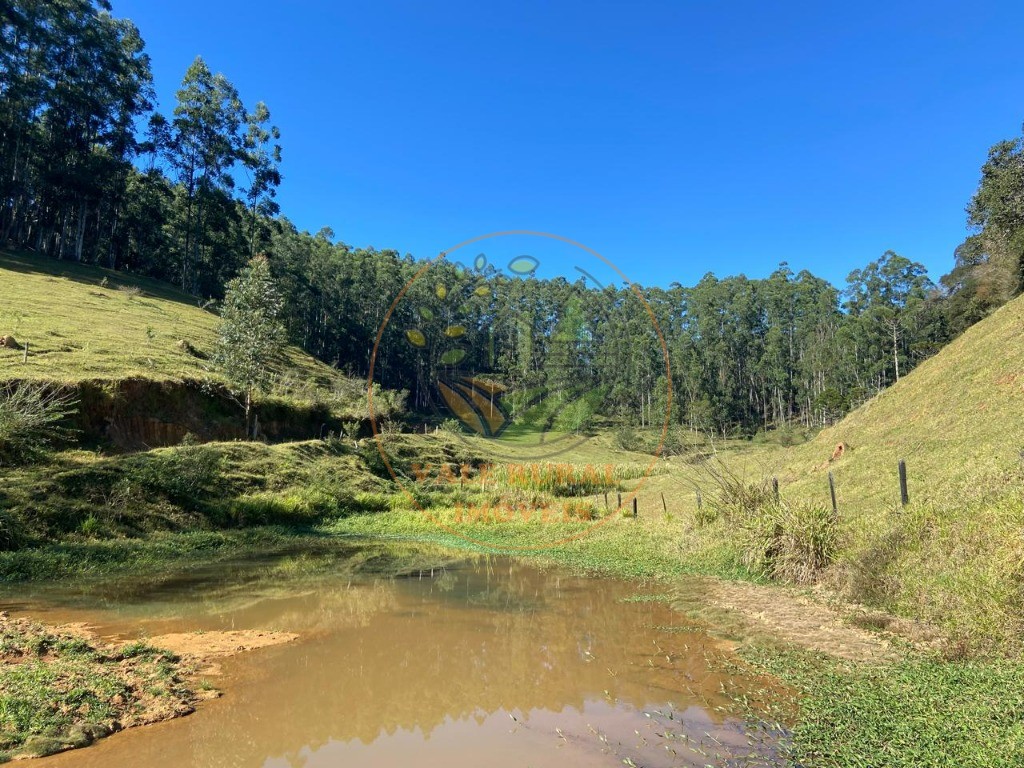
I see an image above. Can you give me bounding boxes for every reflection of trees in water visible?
[38,550,777,768]
[19,542,471,630]
[162,560,753,767]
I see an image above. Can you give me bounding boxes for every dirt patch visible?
[672,578,930,662]
[147,630,298,671]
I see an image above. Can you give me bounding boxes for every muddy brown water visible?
[3,541,785,767]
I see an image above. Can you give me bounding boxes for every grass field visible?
[0,250,361,405]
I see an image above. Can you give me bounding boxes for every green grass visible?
[0,528,327,583]
[0,618,192,761]
[0,250,340,389]
[738,646,1024,768]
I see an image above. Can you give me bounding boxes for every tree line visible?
[1,0,281,296]
[2,1,1022,436]
[263,235,944,435]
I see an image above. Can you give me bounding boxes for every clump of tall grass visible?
[842,488,1024,654]
[740,501,839,584]
[129,435,221,504]
[694,457,776,524]
[0,382,78,465]
[691,456,837,583]
[481,486,557,511]
[484,462,647,496]
[561,498,598,521]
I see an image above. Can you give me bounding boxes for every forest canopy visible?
[3,0,1023,435]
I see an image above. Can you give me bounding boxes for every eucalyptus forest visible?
[5,2,1024,437]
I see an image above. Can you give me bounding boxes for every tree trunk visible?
[73,201,86,262]
[892,321,900,382]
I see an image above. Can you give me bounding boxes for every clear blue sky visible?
[114,0,1024,289]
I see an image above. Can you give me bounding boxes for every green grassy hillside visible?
[0,250,347,394]
[0,251,387,447]
[646,295,1024,651]
[782,291,1024,508]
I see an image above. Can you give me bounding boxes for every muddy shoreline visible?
[0,613,296,761]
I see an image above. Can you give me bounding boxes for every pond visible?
[3,541,785,767]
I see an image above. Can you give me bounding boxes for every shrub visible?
[698,458,776,522]
[614,424,642,451]
[438,418,463,434]
[0,383,78,464]
[130,437,221,504]
[553,397,594,434]
[0,509,27,551]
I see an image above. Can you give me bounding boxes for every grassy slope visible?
[0,250,349,397]
[783,291,1024,508]
[770,295,1024,650]
[532,295,1024,650]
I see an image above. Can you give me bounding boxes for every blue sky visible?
[114,0,1024,289]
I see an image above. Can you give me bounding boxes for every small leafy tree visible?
[213,255,285,436]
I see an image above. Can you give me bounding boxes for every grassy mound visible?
[0,616,195,760]
[0,251,395,448]
[0,250,339,390]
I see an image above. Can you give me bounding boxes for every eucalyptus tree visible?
[843,251,933,388]
[169,56,245,293]
[0,1,152,261]
[214,254,285,437]
[240,101,282,257]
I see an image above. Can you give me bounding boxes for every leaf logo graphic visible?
[437,377,510,437]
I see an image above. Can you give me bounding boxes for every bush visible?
[0,509,27,551]
[553,397,594,434]
[438,418,463,434]
[614,424,642,451]
[0,383,78,464]
[129,436,221,504]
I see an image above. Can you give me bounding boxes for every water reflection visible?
[6,543,783,767]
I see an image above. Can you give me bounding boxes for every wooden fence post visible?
[898,459,909,507]
[23,341,28,363]
[696,489,702,512]
[632,497,638,519]
[661,492,667,513]
[772,476,779,503]
[828,471,837,515]
[617,492,622,509]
